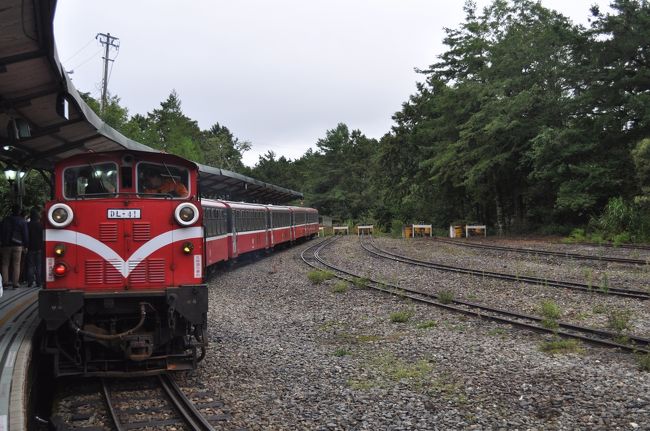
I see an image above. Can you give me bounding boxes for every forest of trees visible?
[68,0,650,241]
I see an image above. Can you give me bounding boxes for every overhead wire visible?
[69,49,103,71]
[62,38,96,64]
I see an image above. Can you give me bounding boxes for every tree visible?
[199,123,251,171]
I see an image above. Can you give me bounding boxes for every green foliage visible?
[607,309,632,334]
[333,348,351,357]
[69,0,650,236]
[540,300,561,330]
[437,290,454,304]
[352,277,370,289]
[638,354,650,372]
[307,270,335,284]
[389,310,413,323]
[330,281,349,293]
[591,197,650,243]
[540,338,583,354]
[416,320,438,329]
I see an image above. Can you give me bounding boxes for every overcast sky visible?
[53,0,610,167]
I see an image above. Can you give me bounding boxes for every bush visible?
[331,281,349,293]
[437,290,454,304]
[540,300,561,330]
[352,277,370,289]
[590,197,650,243]
[390,310,413,323]
[638,354,650,372]
[307,270,335,284]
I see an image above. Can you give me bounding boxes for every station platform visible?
[0,287,40,431]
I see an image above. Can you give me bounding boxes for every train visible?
[38,150,318,377]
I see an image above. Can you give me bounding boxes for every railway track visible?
[52,374,226,430]
[101,375,219,431]
[433,237,650,266]
[301,237,650,354]
[362,236,650,300]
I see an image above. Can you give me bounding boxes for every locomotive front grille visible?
[132,222,151,241]
[128,258,166,284]
[99,223,118,242]
[85,258,166,285]
[85,259,122,285]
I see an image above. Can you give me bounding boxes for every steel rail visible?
[158,374,216,431]
[101,378,124,431]
[362,237,649,300]
[433,237,650,266]
[100,375,216,431]
[300,237,650,354]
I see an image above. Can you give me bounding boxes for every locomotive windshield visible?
[137,162,190,198]
[63,163,118,198]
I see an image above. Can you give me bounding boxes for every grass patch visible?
[336,332,381,344]
[540,338,583,354]
[416,320,438,329]
[539,300,561,331]
[348,353,435,391]
[637,354,650,372]
[390,310,413,323]
[333,348,351,357]
[437,290,454,304]
[330,281,349,293]
[307,270,335,284]
[488,328,506,336]
[592,304,607,314]
[599,273,610,294]
[352,276,370,289]
[607,309,632,334]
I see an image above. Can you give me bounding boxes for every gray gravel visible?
[178,237,650,430]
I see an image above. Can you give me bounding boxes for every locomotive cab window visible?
[137,163,189,198]
[63,163,118,199]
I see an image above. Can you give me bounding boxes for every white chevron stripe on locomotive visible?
[45,227,204,278]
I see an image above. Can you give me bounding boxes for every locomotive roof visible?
[0,0,303,205]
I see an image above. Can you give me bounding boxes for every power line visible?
[69,48,102,71]
[96,32,120,114]
[62,37,95,63]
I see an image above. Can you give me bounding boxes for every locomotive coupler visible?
[123,334,154,361]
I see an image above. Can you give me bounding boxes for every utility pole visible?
[96,32,120,114]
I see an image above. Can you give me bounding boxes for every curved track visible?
[433,237,650,266]
[301,237,650,354]
[362,237,649,300]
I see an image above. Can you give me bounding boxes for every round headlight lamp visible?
[174,203,199,226]
[48,203,74,228]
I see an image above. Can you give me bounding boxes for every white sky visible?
[53,0,610,167]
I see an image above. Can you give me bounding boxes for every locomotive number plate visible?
[107,209,141,219]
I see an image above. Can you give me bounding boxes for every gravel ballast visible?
[182,237,649,430]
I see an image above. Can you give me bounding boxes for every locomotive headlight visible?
[54,243,66,256]
[48,203,74,228]
[182,241,194,254]
[174,203,199,226]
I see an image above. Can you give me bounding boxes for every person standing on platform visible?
[1,206,29,289]
[26,208,43,288]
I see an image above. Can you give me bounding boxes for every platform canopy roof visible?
[0,0,303,203]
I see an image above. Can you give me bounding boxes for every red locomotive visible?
[39,150,318,376]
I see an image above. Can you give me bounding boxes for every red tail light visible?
[54,262,68,277]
